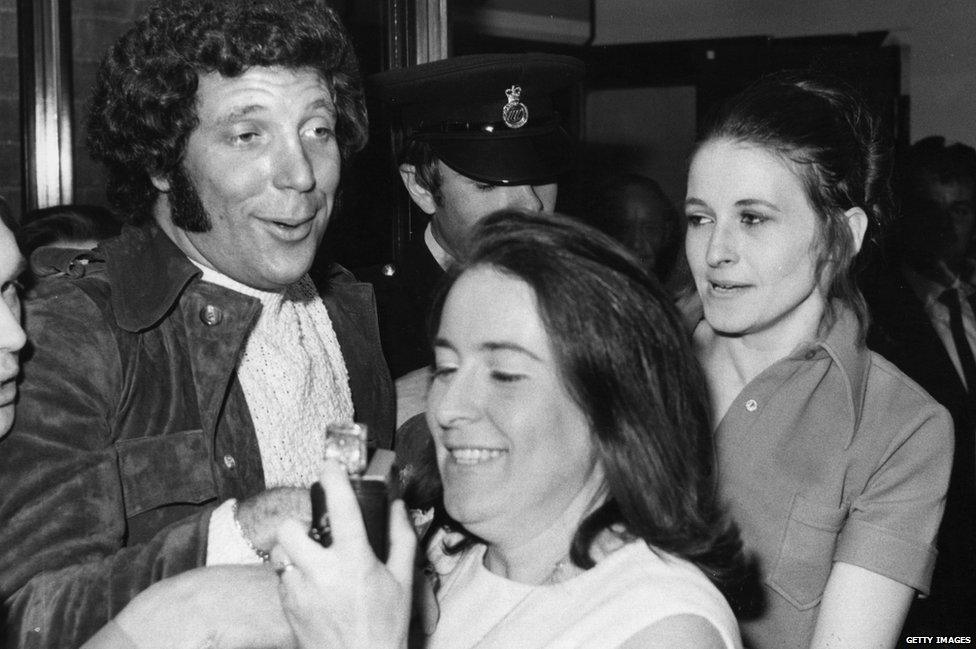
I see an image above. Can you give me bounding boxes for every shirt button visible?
[382,263,396,277]
[745,399,758,412]
[200,305,223,326]
[223,454,237,470]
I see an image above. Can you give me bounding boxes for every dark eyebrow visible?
[432,337,455,352]
[216,105,264,126]
[308,97,336,116]
[217,97,336,127]
[734,198,781,212]
[432,338,542,362]
[684,197,783,213]
[481,341,542,361]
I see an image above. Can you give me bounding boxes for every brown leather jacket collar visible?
[102,224,201,332]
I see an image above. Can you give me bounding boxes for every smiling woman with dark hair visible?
[270,209,748,649]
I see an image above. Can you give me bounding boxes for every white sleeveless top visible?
[427,540,742,649]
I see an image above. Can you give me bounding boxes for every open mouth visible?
[709,280,747,293]
[448,447,508,465]
[265,217,315,239]
[271,217,312,229]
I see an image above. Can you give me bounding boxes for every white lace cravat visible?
[195,265,354,488]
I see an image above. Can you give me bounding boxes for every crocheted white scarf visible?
[195,264,353,488]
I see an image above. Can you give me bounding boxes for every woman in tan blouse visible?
[684,71,954,648]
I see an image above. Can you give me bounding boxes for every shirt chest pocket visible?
[768,495,850,610]
[116,429,218,516]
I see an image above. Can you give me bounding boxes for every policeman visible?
[358,53,584,379]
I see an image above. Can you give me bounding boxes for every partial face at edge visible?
[0,221,26,437]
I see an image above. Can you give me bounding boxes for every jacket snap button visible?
[200,305,223,326]
[745,399,758,412]
[223,454,237,469]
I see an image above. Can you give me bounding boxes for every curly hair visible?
[429,210,752,603]
[86,0,368,224]
[696,71,894,339]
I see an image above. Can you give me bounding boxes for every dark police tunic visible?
[356,234,445,379]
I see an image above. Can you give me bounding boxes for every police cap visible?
[367,53,584,185]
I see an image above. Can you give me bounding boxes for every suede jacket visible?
[0,225,395,648]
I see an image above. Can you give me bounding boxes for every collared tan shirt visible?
[710,305,953,649]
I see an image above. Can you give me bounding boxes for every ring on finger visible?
[274,561,295,577]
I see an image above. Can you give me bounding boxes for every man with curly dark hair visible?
[0,1,394,646]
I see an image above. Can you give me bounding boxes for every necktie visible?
[939,288,976,396]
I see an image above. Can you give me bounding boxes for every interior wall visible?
[0,0,20,219]
[71,0,153,209]
[453,0,591,43]
[0,1,152,219]
[593,0,976,147]
[584,86,696,207]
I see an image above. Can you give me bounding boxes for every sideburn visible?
[168,165,212,233]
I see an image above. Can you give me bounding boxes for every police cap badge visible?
[367,53,584,185]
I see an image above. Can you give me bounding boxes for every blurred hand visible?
[84,564,296,649]
[237,486,311,554]
[273,460,416,649]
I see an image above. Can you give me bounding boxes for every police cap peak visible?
[367,53,584,185]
